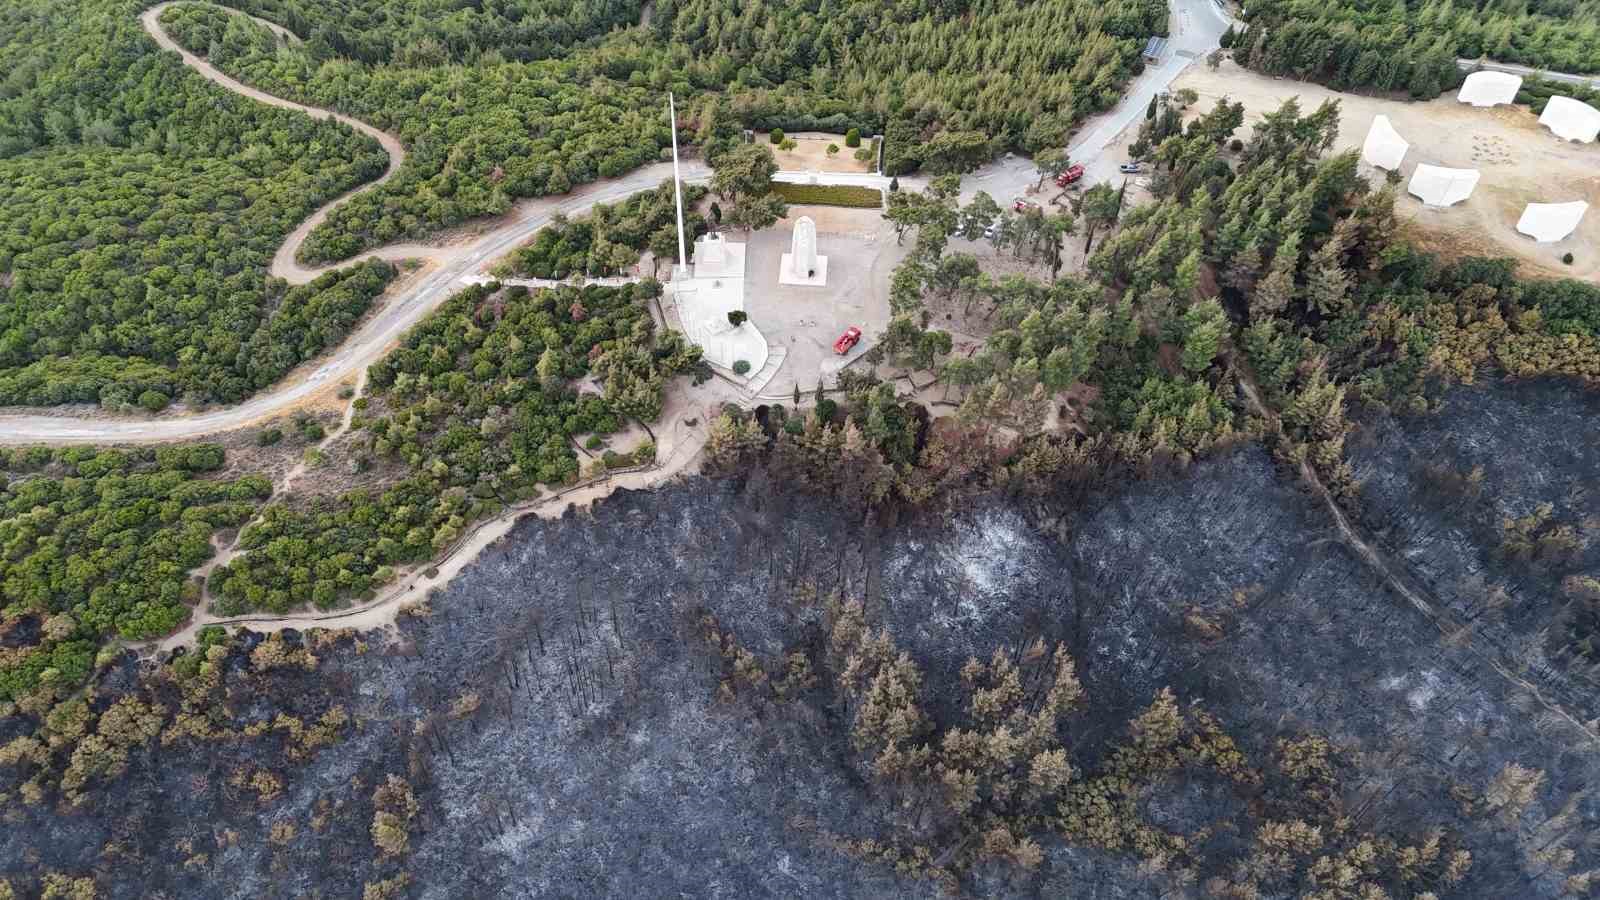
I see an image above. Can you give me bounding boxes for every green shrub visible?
[258,428,284,446]
[770,127,785,144]
[1564,252,1575,265]
[728,310,749,327]
[733,359,752,375]
[845,128,861,148]
[585,434,603,450]
[137,390,170,412]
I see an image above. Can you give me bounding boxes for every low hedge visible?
[771,183,884,209]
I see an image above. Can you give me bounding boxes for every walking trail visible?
[12,0,1229,649]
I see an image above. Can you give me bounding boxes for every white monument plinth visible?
[672,232,768,373]
[779,215,829,286]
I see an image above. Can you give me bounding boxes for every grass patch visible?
[772,183,884,209]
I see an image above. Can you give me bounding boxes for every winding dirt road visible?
[141,2,409,285]
[0,0,1227,448]
[0,5,707,446]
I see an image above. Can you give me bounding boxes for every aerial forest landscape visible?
[7,0,1600,897]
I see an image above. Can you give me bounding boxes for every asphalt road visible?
[0,0,1231,446]
[961,0,1232,204]
[1457,58,1600,91]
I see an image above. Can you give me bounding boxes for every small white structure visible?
[1516,201,1589,243]
[1457,71,1522,107]
[672,232,768,374]
[779,215,829,286]
[1360,115,1409,170]
[1407,164,1481,207]
[1539,96,1600,143]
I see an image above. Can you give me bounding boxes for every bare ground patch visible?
[1173,60,1600,280]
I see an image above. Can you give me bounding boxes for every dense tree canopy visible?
[1233,0,1600,95]
[0,0,393,407]
[0,445,271,702]
[209,280,699,615]
[159,0,1165,261]
[498,180,709,280]
[0,0,1171,409]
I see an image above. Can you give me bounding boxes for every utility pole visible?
[668,93,688,276]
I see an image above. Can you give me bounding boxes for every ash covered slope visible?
[7,383,1600,897]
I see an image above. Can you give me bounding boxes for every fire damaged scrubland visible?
[7,378,1600,897]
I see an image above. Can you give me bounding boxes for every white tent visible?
[1539,96,1600,143]
[1407,164,1480,207]
[1457,71,1522,107]
[1360,115,1409,170]
[1516,201,1588,243]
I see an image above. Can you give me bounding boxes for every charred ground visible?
[5,380,1600,898]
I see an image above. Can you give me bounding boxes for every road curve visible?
[0,4,708,446]
[141,2,411,285]
[0,0,1227,447]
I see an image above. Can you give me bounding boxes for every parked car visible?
[833,326,863,355]
[1119,162,1143,174]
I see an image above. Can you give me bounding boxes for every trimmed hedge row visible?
[771,183,884,209]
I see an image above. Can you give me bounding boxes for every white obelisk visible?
[668,93,688,279]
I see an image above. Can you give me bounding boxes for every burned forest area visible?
[9,379,1600,899]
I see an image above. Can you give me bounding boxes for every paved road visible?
[1457,58,1600,92]
[0,0,1230,447]
[959,0,1231,204]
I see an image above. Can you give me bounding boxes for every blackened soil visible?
[8,382,1600,898]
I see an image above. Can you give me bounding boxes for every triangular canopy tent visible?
[1516,201,1589,243]
[1456,71,1522,107]
[1407,164,1480,207]
[1539,96,1600,143]
[1360,115,1409,170]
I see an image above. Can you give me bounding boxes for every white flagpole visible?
[668,93,687,272]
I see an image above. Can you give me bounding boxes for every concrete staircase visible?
[740,347,787,402]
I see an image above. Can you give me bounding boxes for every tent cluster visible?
[1357,78,1591,242]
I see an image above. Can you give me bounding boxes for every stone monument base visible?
[778,253,829,287]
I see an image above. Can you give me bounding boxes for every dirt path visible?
[143,378,740,653]
[142,2,408,285]
[1232,363,1600,751]
[10,0,1231,647]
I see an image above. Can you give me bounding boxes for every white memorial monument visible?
[1540,96,1600,143]
[779,215,828,286]
[1457,71,1522,107]
[1360,115,1409,170]
[664,94,769,377]
[1407,164,1480,207]
[1516,201,1589,243]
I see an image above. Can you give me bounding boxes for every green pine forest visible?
[0,0,1167,409]
[1232,0,1600,95]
